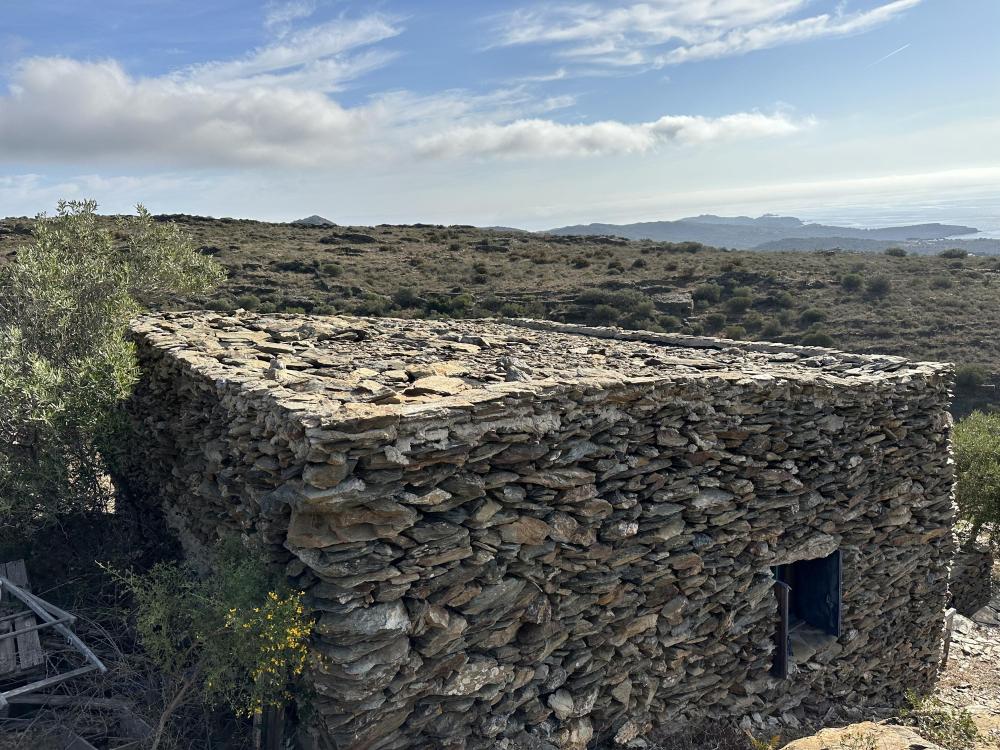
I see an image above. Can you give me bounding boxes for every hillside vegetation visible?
[3,213,1000,413]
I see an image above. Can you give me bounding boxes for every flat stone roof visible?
[131,312,949,418]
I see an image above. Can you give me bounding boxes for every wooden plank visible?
[3,561,29,590]
[0,665,100,701]
[2,561,44,672]
[0,577,106,673]
[0,619,16,676]
[0,615,73,642]
[772,579,790,679]
[13,616,43,669]
[0,574,16,677]
[942,607,957,667]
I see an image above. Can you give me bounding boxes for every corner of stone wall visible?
[950,541,995,616]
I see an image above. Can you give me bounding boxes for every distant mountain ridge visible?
[545,214,979,250]
[292,215,337,227]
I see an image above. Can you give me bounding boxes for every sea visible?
[798,194,1000,240]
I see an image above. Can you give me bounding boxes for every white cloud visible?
[497,0,921,69]
[418,112,809,158]
[181,14,402,91]
[0,7,811,170]
[0,12,406,168]
[0,53,800,168]
[0,57,376,168]
[264,1,317,35]
[417,112,808,159]
[663,0,922,64]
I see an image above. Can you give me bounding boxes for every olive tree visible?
[0,200,224,538]
[953,410,1000,549]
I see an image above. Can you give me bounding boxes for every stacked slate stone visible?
[121,312,956,750]
[949,542,994,616]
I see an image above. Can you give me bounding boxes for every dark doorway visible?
[771,550,842,678]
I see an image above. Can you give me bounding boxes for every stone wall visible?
[950,542,994,616]
[121,312,956,750]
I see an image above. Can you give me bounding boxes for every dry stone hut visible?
[122,311,956,750]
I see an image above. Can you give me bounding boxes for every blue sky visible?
[2,1,998,229]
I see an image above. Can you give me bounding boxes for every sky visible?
[1,0,999,229]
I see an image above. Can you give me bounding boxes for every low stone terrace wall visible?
[122,312,956,750]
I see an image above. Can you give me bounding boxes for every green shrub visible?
[392,287,421,308]
[703,313,726,333]
[760,319,783,338]
[766,290,795,309]
[588,304,619,326]
[631,258,648,269]
[575,289,653,320]
[930,275,953,290]
[658,315,682,331]
[900,691,979,749]
[693,283,723,304]
[236,294,261,310]
[884,247,907,257]
[742,312,764,333]
[112,541,313,747]
[939,248,968,259]
[320,262,343,276]
[955,364,987,393]
[953,411,1000,548]
[620,300,657,325]
[723,325,746,340]
[572,257,590,269]
[448,242,460,251]
[0,201,223,538]
[799,307,826,326]
[800,331,835,347]
[725,296,753,314]
[841,273,863,291]
[865,275,891,297]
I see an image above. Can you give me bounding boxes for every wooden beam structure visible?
[0,560,106,709]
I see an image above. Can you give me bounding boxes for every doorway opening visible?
[771,550,841,678]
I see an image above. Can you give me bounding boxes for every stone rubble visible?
[120,312,957,750]
[937,582,1000,715]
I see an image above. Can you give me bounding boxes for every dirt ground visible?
[934,567,1000,749]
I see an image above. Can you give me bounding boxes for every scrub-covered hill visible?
[3,212,999,413]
